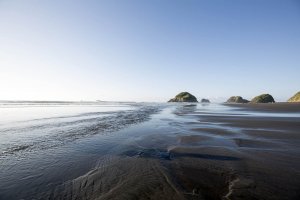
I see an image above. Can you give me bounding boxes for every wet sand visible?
[1,103,300,200]
[225,102,300,113]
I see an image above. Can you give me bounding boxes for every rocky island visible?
[226,96,249,103]
[251,94,275,103]
[201,98,210,103]
[288,91,300,102]
[168,92,198,102]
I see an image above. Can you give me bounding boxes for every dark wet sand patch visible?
[178,135,211,145]
[169,146,242,161]
[117,146,251,199]
[243,129,300,140]
[168,144,300,200]
[235,149,300,200]
[43,157,184,200]
[233,138,280,149]
[167,146,250,200]
[191,127,237,136]
[183,106,300,199]
[225,102,300,113]
[170,162,232,200]
[199,115,300,132]
[133,133,179,150]
[192,111,249,116]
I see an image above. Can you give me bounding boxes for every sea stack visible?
[226,96,249,103]
[201,99,210,103]
[287,91,300,102]
[250,94,275,103]
[168,92,198,102]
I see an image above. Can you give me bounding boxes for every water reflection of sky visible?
[192,103,300,118]
[0,102,133,124]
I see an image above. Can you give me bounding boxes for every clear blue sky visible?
[0,0,299,102]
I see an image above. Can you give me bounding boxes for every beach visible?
[0,102,300,200]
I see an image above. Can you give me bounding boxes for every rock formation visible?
[168,92,198,102]
[226,96,249,103]
[201,99,210,103]
[288,91,300,102]
[250,94,275,103]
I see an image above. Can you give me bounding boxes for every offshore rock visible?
[201,99,210,103]
[288,91,300,102]
[226,96,249,103]
[250,94,275,103]
[168,92,198,102]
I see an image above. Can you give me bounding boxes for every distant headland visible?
[288,91,300,102]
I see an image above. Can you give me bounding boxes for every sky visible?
[0,0,299,102]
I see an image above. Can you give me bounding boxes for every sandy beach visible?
[1,103,300,200]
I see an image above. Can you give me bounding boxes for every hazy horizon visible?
[1,0,299,102]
